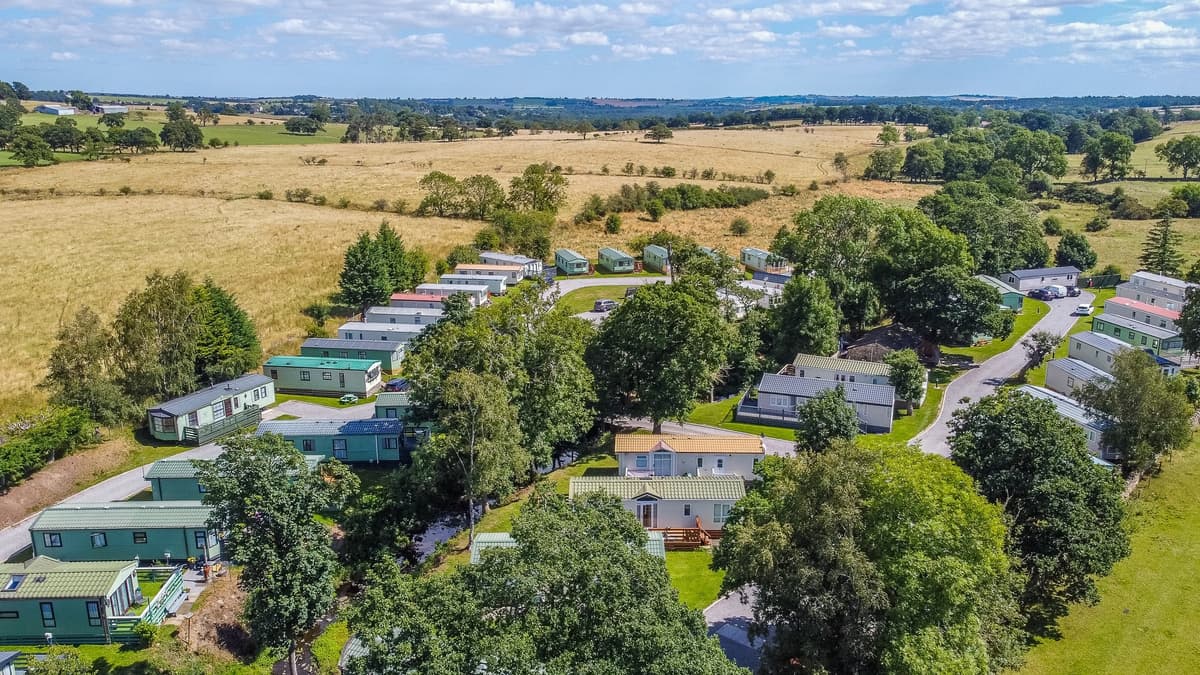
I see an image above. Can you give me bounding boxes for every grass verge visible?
[1020,289,1114,388]
[665,549,725,611]
[273,393,378,407]
[942,297,1049,363]
[1021,439,1200,674]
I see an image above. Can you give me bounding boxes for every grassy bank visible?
[942,296,1050,363]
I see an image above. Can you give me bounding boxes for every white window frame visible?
[713,503,732,524]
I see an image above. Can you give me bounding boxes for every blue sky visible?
[3,0,1200,98]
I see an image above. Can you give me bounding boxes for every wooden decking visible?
[652,518,723,550]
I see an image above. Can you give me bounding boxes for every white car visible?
[1074,304,1094,316]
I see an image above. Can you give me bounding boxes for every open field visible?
[18,107,348,145]
[1021,439,1200,674]
[0,126,932,408]
[0,194,478,410]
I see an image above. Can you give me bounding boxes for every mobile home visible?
[438,273,509,295]
[643,244,670,273]
[974,274,1025,311]
[1017,385,1113,459]
[613,435,763,478]
[740,373,896,433]
[389,292,446,310]
[597,247,636,273]
[478,251,543,278]
[362,306,444,326]
[300,338,406,372]
[1001,266,1080,292]
[470,531,665,564]
[257,418,408,464]
[146,374,274,445]
[739,247,789,274]
[555,249,590,276]
[1116,270,1197,309]
[337,321,427,343]
[374,392,413,420]
[415,283,490,306]
[1044,358,1114,396]
[263,355,382,396]
[568,476,745,530]
[144,460,208,501]
[1090,314,1183,355]
[29,502,220,563]
[1103,296,1180,332]
[453,263,525,284]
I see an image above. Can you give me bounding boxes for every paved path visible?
[704,589,761,671]
[0,400,375,562]
[913,292,1093,456]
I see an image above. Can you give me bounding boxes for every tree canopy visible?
[768,276,839,362]
[793,385,859,452]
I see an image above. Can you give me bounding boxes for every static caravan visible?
[94,104,129,114]
[568,476,745,530]
[555,249,590,276]
[300,338,406,372]
[1090,314,1183,356]
[470,531,665,564]
[1116,270,1197,309]
[1103,297,1179,332]
[264,355,382,396]
[389,292,446,310]
[597,247,636,273]
[643,244,671,273]
[438,273,509,295]
[29,502,220,563]
[974,274,1025,311]
[146,374,274,445]
[1000,266,1080,292]
[363,306,444,326]
[0,557,180,645]
[613,435,763,478]
[374,392,413,420]
[415,283,490,306]
[742,373,896,433]
[453,263,525,284]
[740,247,789,274]
[1018,385,1113,460]
[1044,358,1114,396]
[257,418,407,464]
[338,321,427,343]
[478,251,543,278]
[34,105,75,115]
[0,651,15,673]
[144,460,208,501]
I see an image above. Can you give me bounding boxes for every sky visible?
[3,0,1200,99]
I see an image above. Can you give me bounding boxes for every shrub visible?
[336,197,351,209]
[1035,201,1061,211]
[604,213,622,234]
[372,199,389,212]
[285,188,312,203]
[1042,215,1064,235]
[1098,263,1122,278]
[660,166,677,178]
[776,184,799,196]
[646,200,665,222]
[119,186,133,195]
[1084,212,1110,232]
[207,137,223,148]
[730,217,751,236]
[0,407,94,491]
[312,195,327,206]
[392,199,408,214]
[808,180,820,191]
[256,190,273,200]
[133,621,158,647]
[1108,188,1152,220]
[1054,183,1107,205]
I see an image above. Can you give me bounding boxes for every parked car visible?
[1028,288,1053,300]
[1046,284,1068,298]
[384,378,410,392]
[1066,286,1081,297]
[339,394,359,405]
[1074,304,1094,316]
[593,299,618,312]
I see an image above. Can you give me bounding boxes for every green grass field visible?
[1021,439,1200,674]
[665,549,725,610]
[557,285,636,314]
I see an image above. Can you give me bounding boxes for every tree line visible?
[414,163,568,219]
[576,182,771,226]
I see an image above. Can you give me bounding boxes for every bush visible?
[1084,212,1110,232]
[808,180,819,191]
[207,137,223,148]
[255,190,273,200]
[336,197,351,209]
[1035,201,1061,211]
[133,620,158,647]
[730,217,751,236]
[1108,188,1152,220]
[0,408,94,491]
[312,195,327,206]
[1098,263,1123,278]
[646,200,665,222]
[1042,215,1064,235]
[118,185,133,195]
[285,188,312,203]
[776,184,799,196]
[372,198,389,212]
[660,166,677,178]
[392,199,408,214]
[604,213,622,234]
[1054,183,1107,205]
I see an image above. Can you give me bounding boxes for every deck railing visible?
[182,405,261,445]
[109,566,185,642]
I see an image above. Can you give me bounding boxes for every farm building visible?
[94,104,129,114]
[568,476,745,530]
[1103,296,1180,332]
[263,355,382,396]
[470,531,665,564]
[1044,358,1114,396]
[597,247,636,273]
[256,418,408,464]
[337,321,427,343]
[975,274,1025,311]
[1017,385,1113,459]
[1000,266,1080,292]
[33,105,75,115]
[740,373,896,433]
[438,273,509,295]
[389,292,446,309]
[643,244,670,272]
[374,392,412,420]
[453,263,525,284]
[613,435,763,478]
[363,306,444,326]
[1090,314,1183,355]
[0,557,183,645]
[555,249,590,276]
[146,374,274,445]
[1116,270,1197,309]
[415,283,490,306]
[29,502,220,563]
[739,247,790,274]
[478,251,543,278]
[300,338,406,372]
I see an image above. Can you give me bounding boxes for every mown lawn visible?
[665,549,725,610]
[273,393,377,408]
[7,626,277,674]
[686,396,795,441]
[942,296,1049,363]
[1022,440,1200,674]
[1021,288,1114,388]
[311,619,350,675]
[556,285,635,314]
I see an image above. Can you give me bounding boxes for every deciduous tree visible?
[110,271,201,403]
[416,170,461,216]
[1155,135,1200,178]
[645,123,673,143]
[768,276,839,362]
[883,348,925,414]
[1055,230,1097,271]
[877,123,900,146]
[42,308,134,425]
[1021,330,1062,371]
[8,128,53,167]
[794,386,859,452]
[891,266,1011,359]
[459,174,506,220]
[508,163,568,214]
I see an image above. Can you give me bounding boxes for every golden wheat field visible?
[0,125,924,411]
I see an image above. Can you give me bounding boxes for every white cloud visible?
[611,43,676,59]
[49,50,78,60]
[567,30,609,45]
[816,21,873,38]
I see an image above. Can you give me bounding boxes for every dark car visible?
[385,378,410,392]
[1028,288,1052,301]
[1066,286,1081,297]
